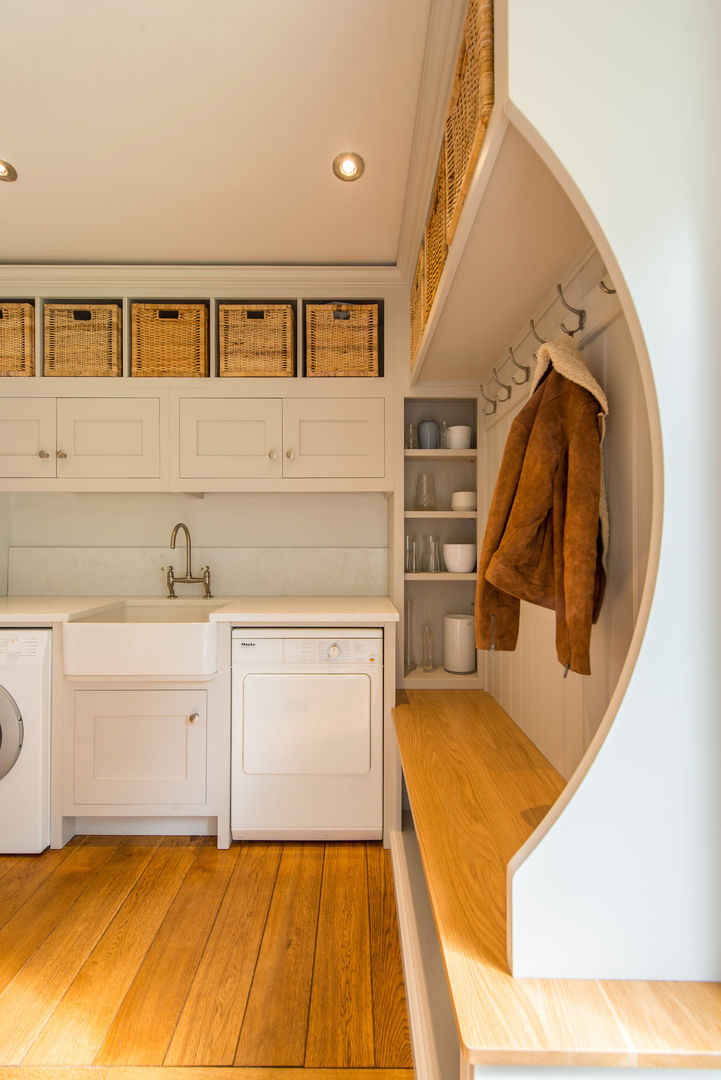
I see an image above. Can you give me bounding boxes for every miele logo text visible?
[238,642,256,647]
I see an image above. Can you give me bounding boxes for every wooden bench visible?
[392,689,721,1073]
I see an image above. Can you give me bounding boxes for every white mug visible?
[448,425,472,449]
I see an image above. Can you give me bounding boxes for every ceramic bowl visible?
[451,490,476,511]
[442,543,477,573]
[448,425,472,449]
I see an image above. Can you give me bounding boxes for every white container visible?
[442,543,476,573]
[444,613,476,674]
[451,490,476,511]
[448,425,472,449]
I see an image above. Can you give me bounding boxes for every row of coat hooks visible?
[479,278,616,415]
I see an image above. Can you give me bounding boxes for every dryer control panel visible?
[0,632,50,666]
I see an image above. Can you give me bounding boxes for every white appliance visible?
[0,630,51,853]
[231,628,383,840]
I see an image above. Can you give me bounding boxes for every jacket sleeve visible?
[559,387,603,674]
[475,414,531,651]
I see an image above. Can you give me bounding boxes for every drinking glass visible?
[415,472,436,510]
[421,622,433,672]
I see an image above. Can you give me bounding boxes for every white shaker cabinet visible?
[67,687,209,811]
[0,396,162,483]
[174,394,385,487]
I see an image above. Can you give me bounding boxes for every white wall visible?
[0,494,10,594]
[6,491,389,596]
[506,0,721,978]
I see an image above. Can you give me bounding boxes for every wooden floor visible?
[0,836,413,1080]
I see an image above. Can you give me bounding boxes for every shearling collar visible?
[531,336,609,439]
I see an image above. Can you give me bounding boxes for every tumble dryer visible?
[0,630,51,853]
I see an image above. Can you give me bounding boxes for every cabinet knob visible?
[188,712,200,725]
[286,448,295,460]
[38,450,50,459]
[56,450,68,460]
[268,449,278,461]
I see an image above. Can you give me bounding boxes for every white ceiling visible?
[0,0,441,267]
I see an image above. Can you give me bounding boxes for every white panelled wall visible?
[480,259,653,780]
[3,492,388,597]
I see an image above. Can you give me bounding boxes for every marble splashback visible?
[7,546,388,597]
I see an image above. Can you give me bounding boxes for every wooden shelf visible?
[392,690,721,1068]
[404,510,476,519]
[404,572,476,582]
[404,449,477,460]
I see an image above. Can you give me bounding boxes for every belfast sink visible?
[62,599,222,677]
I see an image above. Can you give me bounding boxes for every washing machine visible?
[0,630,51,853]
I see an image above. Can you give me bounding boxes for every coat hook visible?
[529,318,546,345]
[491,367,512,401]
[479,383,497,415]
[557,283,586,337]
[599,278,617,294]
[508,345,530,385]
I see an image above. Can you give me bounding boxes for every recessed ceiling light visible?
[332,152,365,182]
[0,159,18,183]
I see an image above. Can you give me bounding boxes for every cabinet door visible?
[178,397,283,479]
[56,397,161,479]
[72,689,207,807]
[282,397,384,477]
[0,398,56,477]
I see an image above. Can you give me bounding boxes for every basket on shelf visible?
[131,303,208,377]
[218,303,295,377]
[44,303,121,377]
[409,243,426,369]
[0,302,35,376]
[305,301,381,377]
[424,142,448,319]
[444,0,494,245]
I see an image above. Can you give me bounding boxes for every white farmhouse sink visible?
[63,599,222,677]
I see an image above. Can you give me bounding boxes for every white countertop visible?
[0,595,399,625]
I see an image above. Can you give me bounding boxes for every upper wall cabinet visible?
[175,394,385,489]
[0,394,163,485]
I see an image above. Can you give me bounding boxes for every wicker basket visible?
[131,303,208,377]
[219,303,295,377]
[424,142,448,319]
[409,243,426,369]
[305,302,380,377]
[0,302,35,376]
[444,0,494,245]
[44,303,121,377]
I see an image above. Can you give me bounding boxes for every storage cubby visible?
[401,395,480,687]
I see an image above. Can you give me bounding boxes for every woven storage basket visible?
[131,303,208,377]
[219,303,295,377]
[0,302,35,376]
[424,142,448,319]
[44,303,121,377]
[305,302,380,377]
[409,243,426,369]
[444,0,494,245]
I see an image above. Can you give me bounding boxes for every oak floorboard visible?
[165,842,282,1067]
[0,843,85,932]
[234,843,324,1068]
[0,842,118,996]
[0,841,160,1064]
[305,843,374,1069]
[23,842,197,1066]
[0,1068,415,1079]
[366,844,413,1068]
[93,844,240,1067]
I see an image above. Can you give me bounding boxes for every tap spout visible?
[170,522,192,579]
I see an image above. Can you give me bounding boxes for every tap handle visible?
[201,566,213,598]
[166,564,177,598]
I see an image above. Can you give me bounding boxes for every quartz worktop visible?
[0,595,399,625]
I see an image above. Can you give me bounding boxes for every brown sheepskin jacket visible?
[475,337,608,675]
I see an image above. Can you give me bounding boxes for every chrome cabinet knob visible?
[268,449,278,460]
[188,712,200,725]
[38,450,50,459]
[56,450,68,460]
[286,448,295,460]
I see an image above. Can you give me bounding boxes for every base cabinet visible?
[66,687,209,811]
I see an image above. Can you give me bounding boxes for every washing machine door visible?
[0,685,23,781]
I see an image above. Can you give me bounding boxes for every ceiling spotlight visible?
[0,159,18,182]
[332,152,365,182]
